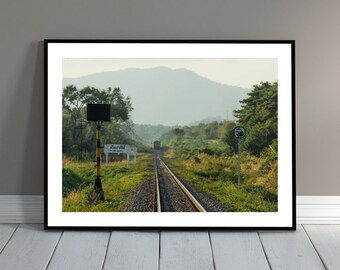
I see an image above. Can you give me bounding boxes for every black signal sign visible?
[87,104,111,122]
[234,127,246,138]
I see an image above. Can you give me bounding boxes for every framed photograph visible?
[45,40,295,230]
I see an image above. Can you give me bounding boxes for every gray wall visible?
[0,0,339,195]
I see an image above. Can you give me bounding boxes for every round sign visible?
[234,127,246,138]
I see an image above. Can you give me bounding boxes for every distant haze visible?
[63,67,252,126]
[63,58,277,89]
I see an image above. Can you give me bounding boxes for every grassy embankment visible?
[163,140,277,212]
[62,153,153,212]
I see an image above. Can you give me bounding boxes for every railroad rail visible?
[155,158,162,212]
[155,155,207,212]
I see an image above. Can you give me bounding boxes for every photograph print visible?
[45,41,295,229]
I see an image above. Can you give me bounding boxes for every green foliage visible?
[226,81,277,156]
[221,122,238,154]
[63,85,133,120]
[163,150,277,212]
[62,85,135,160]
[173,128,185,138]
[62,153,153,212]
[160,120,234,144]
[62,168,89,197]
[160,107,278,212]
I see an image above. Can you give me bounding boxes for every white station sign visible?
[104,144,131,154]
[104,144,137,166]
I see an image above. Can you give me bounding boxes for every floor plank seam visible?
[100,231,112,270]
[301,225,328,270]
[0,224,19,254]
[158,231,161,270]
[257,232,273,270]
[44,231,64,270]
[208,231,216,270]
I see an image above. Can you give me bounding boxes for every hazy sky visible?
[63,58,277,89]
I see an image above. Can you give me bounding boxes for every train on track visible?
[153,140,161,150]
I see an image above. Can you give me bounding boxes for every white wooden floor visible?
[0,224,339,270]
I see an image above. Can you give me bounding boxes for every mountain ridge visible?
[63,67,250,126]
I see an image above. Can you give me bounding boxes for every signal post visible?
[234,127,246,187]
[87,104,111,201]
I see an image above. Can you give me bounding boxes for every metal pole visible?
[105,152,108,167]
[94,123,103,196]
[238,138,241,187]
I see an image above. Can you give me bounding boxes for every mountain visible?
[133,124,173,143]
[63,67,250,126]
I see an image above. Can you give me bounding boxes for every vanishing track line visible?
[154,155,206,212]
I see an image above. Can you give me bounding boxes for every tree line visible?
[63,81,277,160]
[62,85,134,160]
[224,81,277,156]
[160,81,278,157]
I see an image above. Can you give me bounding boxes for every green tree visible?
[173,128,185,139]
[224,81,278,156]
[62,85,133,159]
[203,121,219,139]
[222,121,238,154]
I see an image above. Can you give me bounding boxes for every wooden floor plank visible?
[1,224,339,270]
[160,231,214,270]
[303,225,340,270]
[103,231,159,270]
[259,225,325,270]
[0,224,18,253]
[47,231,110,270]
[210,231,270,270]
[0,224,61,270]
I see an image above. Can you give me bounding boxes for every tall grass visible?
[163,141,277,212]
[62,153,154,212]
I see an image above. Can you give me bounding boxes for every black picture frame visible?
[45,40,295,230]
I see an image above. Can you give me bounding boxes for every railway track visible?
[154,155,206,212]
